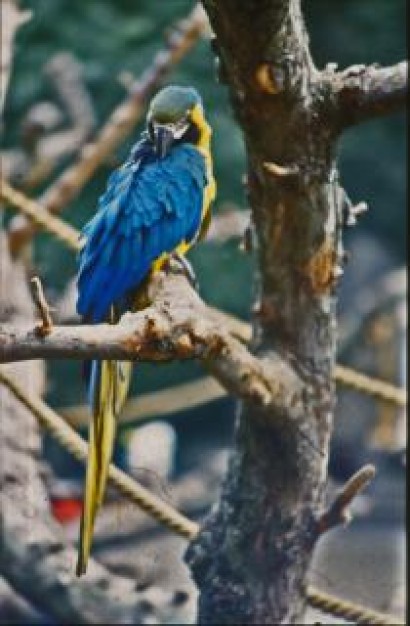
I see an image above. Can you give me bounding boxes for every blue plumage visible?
[76,138,207,323]
[75,86,216,577]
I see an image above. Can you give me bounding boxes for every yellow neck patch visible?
[190,103,212,151]
[150,102,216,271]
[190,103,216,230]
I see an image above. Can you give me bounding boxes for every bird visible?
[75,85,216,575]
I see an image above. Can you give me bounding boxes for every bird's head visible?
[147,85,205,158]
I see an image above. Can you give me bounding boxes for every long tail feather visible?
[76,358,132,576]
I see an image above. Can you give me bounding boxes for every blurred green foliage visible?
[305,0,406,264]
[2,1,405,472]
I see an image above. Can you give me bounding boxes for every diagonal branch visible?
[329,60,407,129]
[1,178,81,252]
[0,272,304,417]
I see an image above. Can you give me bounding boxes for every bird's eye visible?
[176,114,189,129]
[172,116,190,140]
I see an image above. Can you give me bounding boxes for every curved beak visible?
[153,124,175,159]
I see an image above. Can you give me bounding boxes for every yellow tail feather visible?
[76,358,132,576]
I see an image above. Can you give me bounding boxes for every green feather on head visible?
[148,85,202,123]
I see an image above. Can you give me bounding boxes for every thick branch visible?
[189,1,342,623]
[331,60,407,128]
[0,272,304,417]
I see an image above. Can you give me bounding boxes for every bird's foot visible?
[165,253,199,291]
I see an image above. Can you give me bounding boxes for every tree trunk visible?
[186,2,345,623]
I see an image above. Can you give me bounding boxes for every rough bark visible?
[330,60,408,129]
[185,1,406,624]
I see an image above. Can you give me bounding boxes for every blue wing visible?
[76,142,207,323]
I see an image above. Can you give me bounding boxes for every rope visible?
[0,368,197,540]
[306,585,401,625]
[0,368,403,625]
[335,364,406,407]
[61,370,406,430]
[210,307,407,407]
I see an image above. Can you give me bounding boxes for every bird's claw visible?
[165,253,199,291]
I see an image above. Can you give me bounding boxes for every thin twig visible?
[316,464,376,536]
[30,276,53,337]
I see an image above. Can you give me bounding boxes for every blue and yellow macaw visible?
[75,85,216,575]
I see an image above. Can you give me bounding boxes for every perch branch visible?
[331,60,407,128]
[0,180,407,406]
[0,176,406,409]
[0,272,304,416]
[2,181,406,408]
[316,464,376,536]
